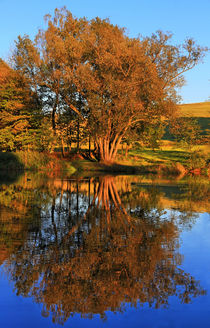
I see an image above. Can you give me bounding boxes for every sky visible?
[0,0,209,104]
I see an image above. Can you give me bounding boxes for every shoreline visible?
[0,150,209,178]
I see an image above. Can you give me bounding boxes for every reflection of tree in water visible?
[175,176,210,214]
[1,176,206,324]
[0,176,42,263]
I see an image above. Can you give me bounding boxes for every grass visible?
[163,102,210,140]
[117,144,194,166]
[178,101,210,117]
[54,138,209,176]
[116,142,209,176]
[1,102,209,177]
[0,151,76,176]
[127,148,190,164]
[71,158,146,174]
[0,144,209,178]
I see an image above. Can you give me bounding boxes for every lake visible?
[0,173,209,328]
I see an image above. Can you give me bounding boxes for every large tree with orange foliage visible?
[12,7,206,160]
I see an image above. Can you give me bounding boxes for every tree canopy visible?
[2,7,207,158]
[0,59,43,151]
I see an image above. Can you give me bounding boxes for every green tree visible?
[170,117,201,149]
[0,59,41,151]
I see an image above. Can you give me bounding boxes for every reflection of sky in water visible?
[0,177,209,328]
[180,213,210,283]
[0,213,209,328]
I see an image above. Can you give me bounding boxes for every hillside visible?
[163,101,210,140]
[178,102,210,137]
[178,102,210,117]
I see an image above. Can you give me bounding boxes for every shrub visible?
[187,150,208,170]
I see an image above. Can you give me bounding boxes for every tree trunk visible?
[61,136,65,158]
[77,118,80,152]
[52,106,56,134]
[112,136,122,160]
[89,135,91,157]
[125,144,129,158]
[69,126,72,150]
[52,95,59,135]
[97,136,122,162]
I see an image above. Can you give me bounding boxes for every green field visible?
[116,102,210,173]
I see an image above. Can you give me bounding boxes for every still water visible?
[0,173,209,327]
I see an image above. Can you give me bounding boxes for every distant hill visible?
[178,102,210,137]
[178,102,210,118]
[163,102,210,140]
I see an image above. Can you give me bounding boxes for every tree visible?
[0,59,41,151]
[142,31,207,102]
[74,19,169,161]
[170,117,201,149]
[12,8,207,160]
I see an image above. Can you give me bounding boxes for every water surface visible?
[0,173,209,327]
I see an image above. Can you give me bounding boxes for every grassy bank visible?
[0,142,209,178]
[0,151,76,177]
[68,144,209,177]
[117,145,209,175]
[63,101,210,176]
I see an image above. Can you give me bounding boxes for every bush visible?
[0,151,76,175]
[0,152,24,171]
[187,150,208,170]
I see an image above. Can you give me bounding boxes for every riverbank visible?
[0,147,209,178]
[71,144,209,177]
[0,151,76,178]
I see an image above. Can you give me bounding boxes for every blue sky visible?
[0,0,209,103]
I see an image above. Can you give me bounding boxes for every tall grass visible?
[0,151,76,175]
